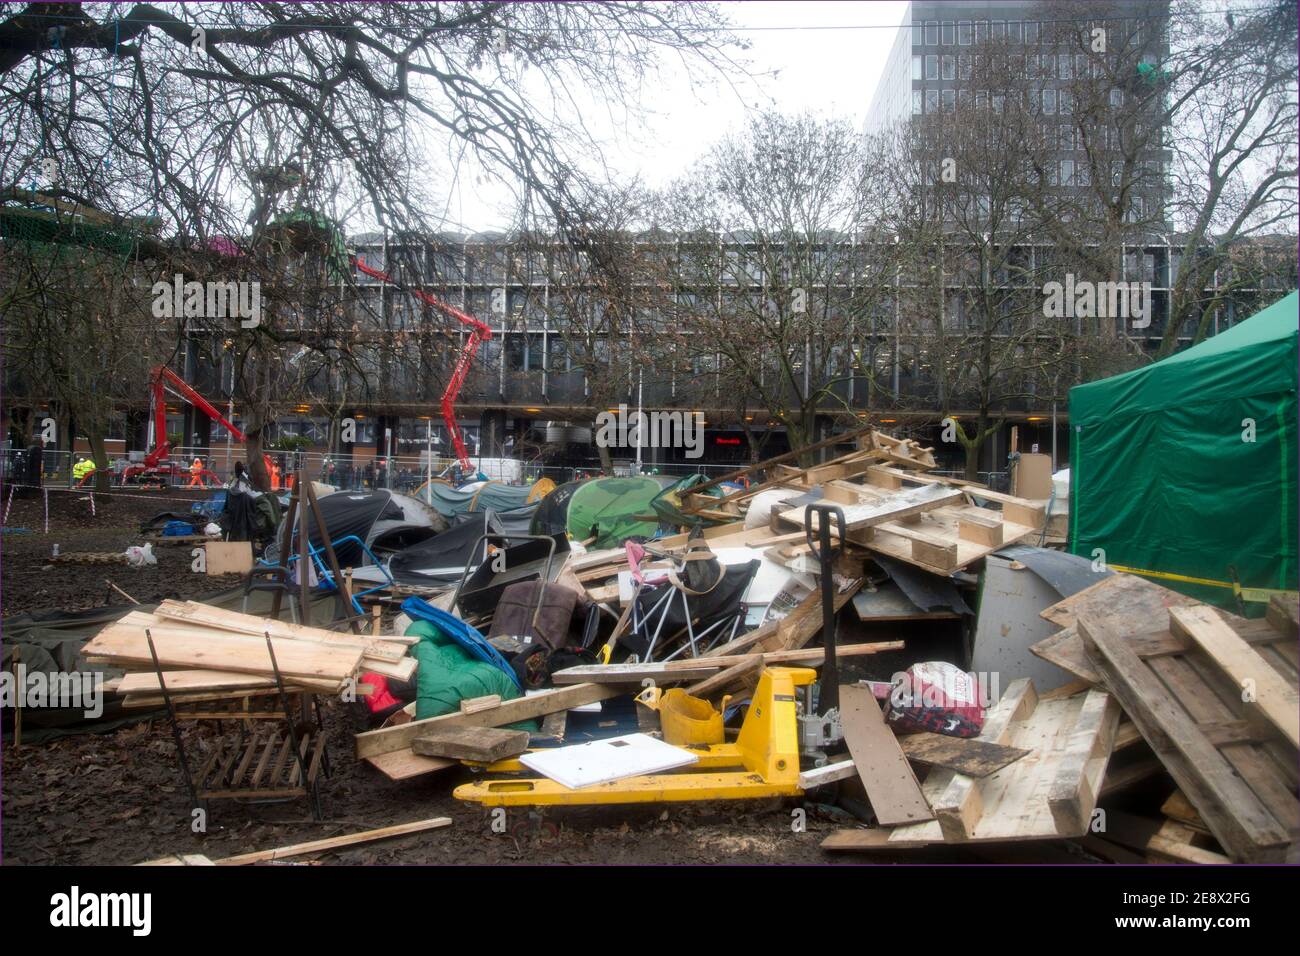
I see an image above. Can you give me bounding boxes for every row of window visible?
[912,86,1130,119]
[913,18,1149,48]
[914,51,1121,83]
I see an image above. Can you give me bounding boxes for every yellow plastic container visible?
[640,688,729,746]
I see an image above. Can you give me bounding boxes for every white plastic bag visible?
[124,543,157,567]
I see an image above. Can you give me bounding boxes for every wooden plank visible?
[84,622,362,684]
[1039,573,1197,629]
[204,541,254,576]
[1266,593,1299,635]
[1046,689,1122,835]
[1078,615,1292,862]
[685,655,764,699]
[155,601,408,661]
[1169,605,1300,750]
[799,732,1030,790]
[114,670,325,695]
[840,684,933,826]
[355,683,623,759]
[866,506,1036,575]
[897,732,1031,778]
[550,641,905,685]
[412,727,530,762]
[879,679,1121,846]
[459,694,503,715]
[779,483,961,533]
[958,512,1004,548]
[214,817,453,865]
[365,749,456,780]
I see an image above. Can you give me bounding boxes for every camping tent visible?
[531,476,672,549]
[1069,292,1298,612]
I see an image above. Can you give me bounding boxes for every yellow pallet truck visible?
[455,504,853,808]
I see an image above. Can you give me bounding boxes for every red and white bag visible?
[886,662,985,738]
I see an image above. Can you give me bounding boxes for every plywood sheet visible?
[519,733,698,789]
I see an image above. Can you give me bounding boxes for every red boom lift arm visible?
[146,365,247,468]
[350,257,493,472]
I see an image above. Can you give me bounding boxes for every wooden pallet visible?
[195,728,326,800]
[1078,608,1298,862]
[823,679,1120,850]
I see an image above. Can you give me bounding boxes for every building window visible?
[1076,54,1088,78]
[959,54,971,79]
[1039,53,1053,77]
[925,21,938,45]
[1111,161,1122,186]
[992,20,1005,41]
[942,89,956,112]
[1043,89,1057,114]
[1060,124,1073,149]
[925,89,939,113]
[1009,20,1022,43]
[976,21,988,43]
[1028,89,1039,113]
[959,89,972,110]
[913,54,923,80]
[912,90,923,115]
[1059,55,1071,79]
[1110,88,1123,108]
[975,91,987,110]
[926,54,938,80]
[941,21,954,45]
[1025,21,1039,43]
[958,21,971,45]
[942,55,954,80]
[992,93,1004,114]
[1060,90,1073,114]
[1078,162,1091,186]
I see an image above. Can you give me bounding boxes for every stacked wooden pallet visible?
[821,575,1298,862]
[88,600,417,708]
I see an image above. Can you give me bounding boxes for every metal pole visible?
[426,418,433,504]
[635,368,643,473]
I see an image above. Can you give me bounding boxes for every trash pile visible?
[51,425,1300,863]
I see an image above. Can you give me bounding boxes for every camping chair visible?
[624,538,756,663]
[259,533,394,617]
[243,564,301,624]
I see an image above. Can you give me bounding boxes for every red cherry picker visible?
[119,365,269,487]
[350,257,493,475]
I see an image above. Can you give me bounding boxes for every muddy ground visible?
[0,483,1092,865]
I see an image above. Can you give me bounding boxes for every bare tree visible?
[2,1,742,486]
[2,233,167,491]
[650,112,893,459]
[1042,0,1297,354]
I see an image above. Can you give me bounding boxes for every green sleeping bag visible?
[407,620,536,731]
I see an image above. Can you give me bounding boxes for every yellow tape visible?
[1108,564,1298,604]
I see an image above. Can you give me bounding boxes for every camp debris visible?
[25,406,1300,864]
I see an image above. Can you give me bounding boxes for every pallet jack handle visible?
[804,503,847,713]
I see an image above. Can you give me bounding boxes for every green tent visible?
[1069,292,1298,613]
[566,476,669,549]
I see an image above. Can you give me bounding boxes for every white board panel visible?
[519,733,698,789]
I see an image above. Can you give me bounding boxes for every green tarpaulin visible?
[1069,292,1298,612]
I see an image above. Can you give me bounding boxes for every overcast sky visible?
[439,1,908,231]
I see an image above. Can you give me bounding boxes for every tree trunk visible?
[245,430,271,491]
[87,431,113,495]
[593,417,613,473]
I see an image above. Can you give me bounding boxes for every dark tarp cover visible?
[1069,292,1298,611]
[388,511,501,584]
[420,480,535,519]
[530,480,584,536]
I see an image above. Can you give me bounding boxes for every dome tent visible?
[1068,292,1298,613]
